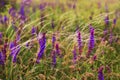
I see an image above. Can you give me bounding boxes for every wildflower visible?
[104,15,109,26]
[12,46,21,63]
[1,47,7,64]
[0,52,4,65]
[3,15,8,23]
[77,31,82,55]
[89,27,95,49]
[55,43,60,56]
[113,18,117,25]
[9,40,21,63]
[19,5,26,20]
[19,5,25,16]
[36,33,46,63]
[52,50,56,67]
[72,46,77,64]
[98,66,104,80]
[92,54,97,61]
[31,26,36,35]
[39,3,46,11]
[86,26,95,58]
[112,18,117,28]
[0,32,2,39]
[9,7,16,17]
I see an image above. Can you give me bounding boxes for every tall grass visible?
[0,0,120,80]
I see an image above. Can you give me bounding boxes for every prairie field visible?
[0,0,120,80]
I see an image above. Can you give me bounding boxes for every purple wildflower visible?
[98,66,104,80]
[55,43,60,56]
[3,15,8,23]
[86,26,95,58]
[52,50,56,67]
[0,32,2,39]
[31,26,36,35]
[104,15,109,26]
[0,52,4,65]
[9,41,17,56]
[92,54,97,61]
[19,5,25,16]
[36,33,46,63]
[9,7,16,17]
[1,47,7,64]
[113,18,117,25]
[9,41,15,49]
[12,46,21,63]
[77,31,82,55]
[9,40,21,63]
[52,34,56,48]
[39,3,46,11]
[72,46,77,64]
[89,27,95,49]
[19,5,26,20]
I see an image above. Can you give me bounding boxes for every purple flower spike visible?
[89,27,95,49]
[36,33,46,63]
[9,7,16,17]
[39,3,46,11]
[1,47,7,64]
[31,26,36,35]
[19,5,26,20]
[0,52,4,65]
[12,46,21,63]
[72,46,77,64]
[19,5,25,16]
[86,26,95,58]
[9,40,17,56]
[77,31,82,55]
[98,66,104,80]
[52,50,56,67]
[113,18,117,25]
[52,34,56,48]
[55,43,60,56]
[3,15,8,23]
[0,32,2,39]
[104,15,109,26]
[9,42,15,49]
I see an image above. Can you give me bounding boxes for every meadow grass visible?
[0,0,120,80]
